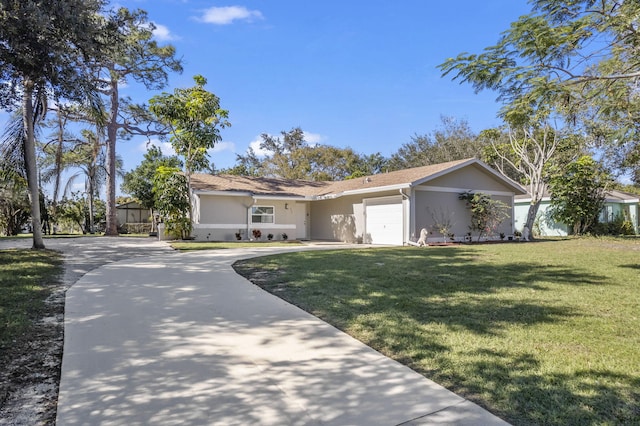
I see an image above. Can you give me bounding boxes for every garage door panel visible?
[365,198,403,245]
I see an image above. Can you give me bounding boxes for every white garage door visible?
[365,197,403,245]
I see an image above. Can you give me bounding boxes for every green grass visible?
[171,240,303,251]
[0,249,63,349]
[234,238,640,425]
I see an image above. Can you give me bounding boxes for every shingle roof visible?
[191,158,524,198]
[605,189,640,202]
[190,174,329,197]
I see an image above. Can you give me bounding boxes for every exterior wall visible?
[310,194,365,243]
[515,200,640,237]
[514,201,568,237]
[630,203,640,234]
[190,194,307,241]
[600,201,640,234]
[415,190,514,242]
[426,164,514,193]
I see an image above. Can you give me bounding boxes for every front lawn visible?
[0,249,63,348]
[234,238,640,425]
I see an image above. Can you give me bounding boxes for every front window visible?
[251,206,274,223]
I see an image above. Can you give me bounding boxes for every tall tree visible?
[0,167,30,236]
[152,166,190,239]
[150,75,230,230]
[549,156,611,235]
[388,116,485,171]
[40,107,77,208]
[121,145,183,232]
[232,127,386,181]
[0,0,111,248]
[479,122,579,239]
[439,0,640,176]
[95,8,182,236]
[62,130,111,234]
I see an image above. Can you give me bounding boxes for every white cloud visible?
[151,23,177,41]
[245,131,325,157]
[209,141,235,154]
[139,139,176,156]
[198,6,263,25]
[248,135,272,157]
[303,131,325,146]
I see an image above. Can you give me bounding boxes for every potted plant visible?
[281,232,288,240]
[514,230,522,241]
[235,231,242,241]
[499,232,505,240]
[267,233,273,240]
[252,229,262,240]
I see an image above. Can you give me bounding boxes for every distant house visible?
[514,190,640,236]
[159,158,526,244]
[116,201,151,227]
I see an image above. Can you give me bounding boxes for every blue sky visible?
[117,0,531,173]
[2,1,533,194]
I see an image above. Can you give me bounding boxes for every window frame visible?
[251,205,275,224]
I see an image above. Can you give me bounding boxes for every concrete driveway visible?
[55,243,509,425]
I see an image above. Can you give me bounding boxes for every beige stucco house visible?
[162,158,526,245]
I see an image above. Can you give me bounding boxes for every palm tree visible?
[61,130,123,234]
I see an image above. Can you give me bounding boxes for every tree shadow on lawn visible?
[620,263,640,270]
[446,348,640,425]
[235,246,635,424]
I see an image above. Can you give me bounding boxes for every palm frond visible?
[0,112,26,179]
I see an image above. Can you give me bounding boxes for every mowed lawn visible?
[234,238,640,425]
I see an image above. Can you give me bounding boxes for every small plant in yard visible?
[429,207,455,243]
[281,233,288,240]
[235,231,242,240]
[499,232,505,240]
[267,233,274,240]
[458,191,509,241]
[252,229,262,240]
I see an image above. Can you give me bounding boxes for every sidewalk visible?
[56,247,509,425]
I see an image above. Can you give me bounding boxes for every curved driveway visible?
[55,241,509,425]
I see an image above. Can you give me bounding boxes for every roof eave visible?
[316,183,411,199]
[193,189,310,200]
[411,158,527,195]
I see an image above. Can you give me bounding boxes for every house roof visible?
[605,189,640,203]
[190,174,329,197]
[116,200,145,209]
[191,158,526,198]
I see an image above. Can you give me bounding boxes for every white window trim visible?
[251,205,275,225]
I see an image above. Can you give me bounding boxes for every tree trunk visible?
[87,178,95,234]
[523,199,541,241]
[104,78,119,236]
[22,79,46,249]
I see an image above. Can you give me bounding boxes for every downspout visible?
[399,188,410,245]
[247,196,257,239]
